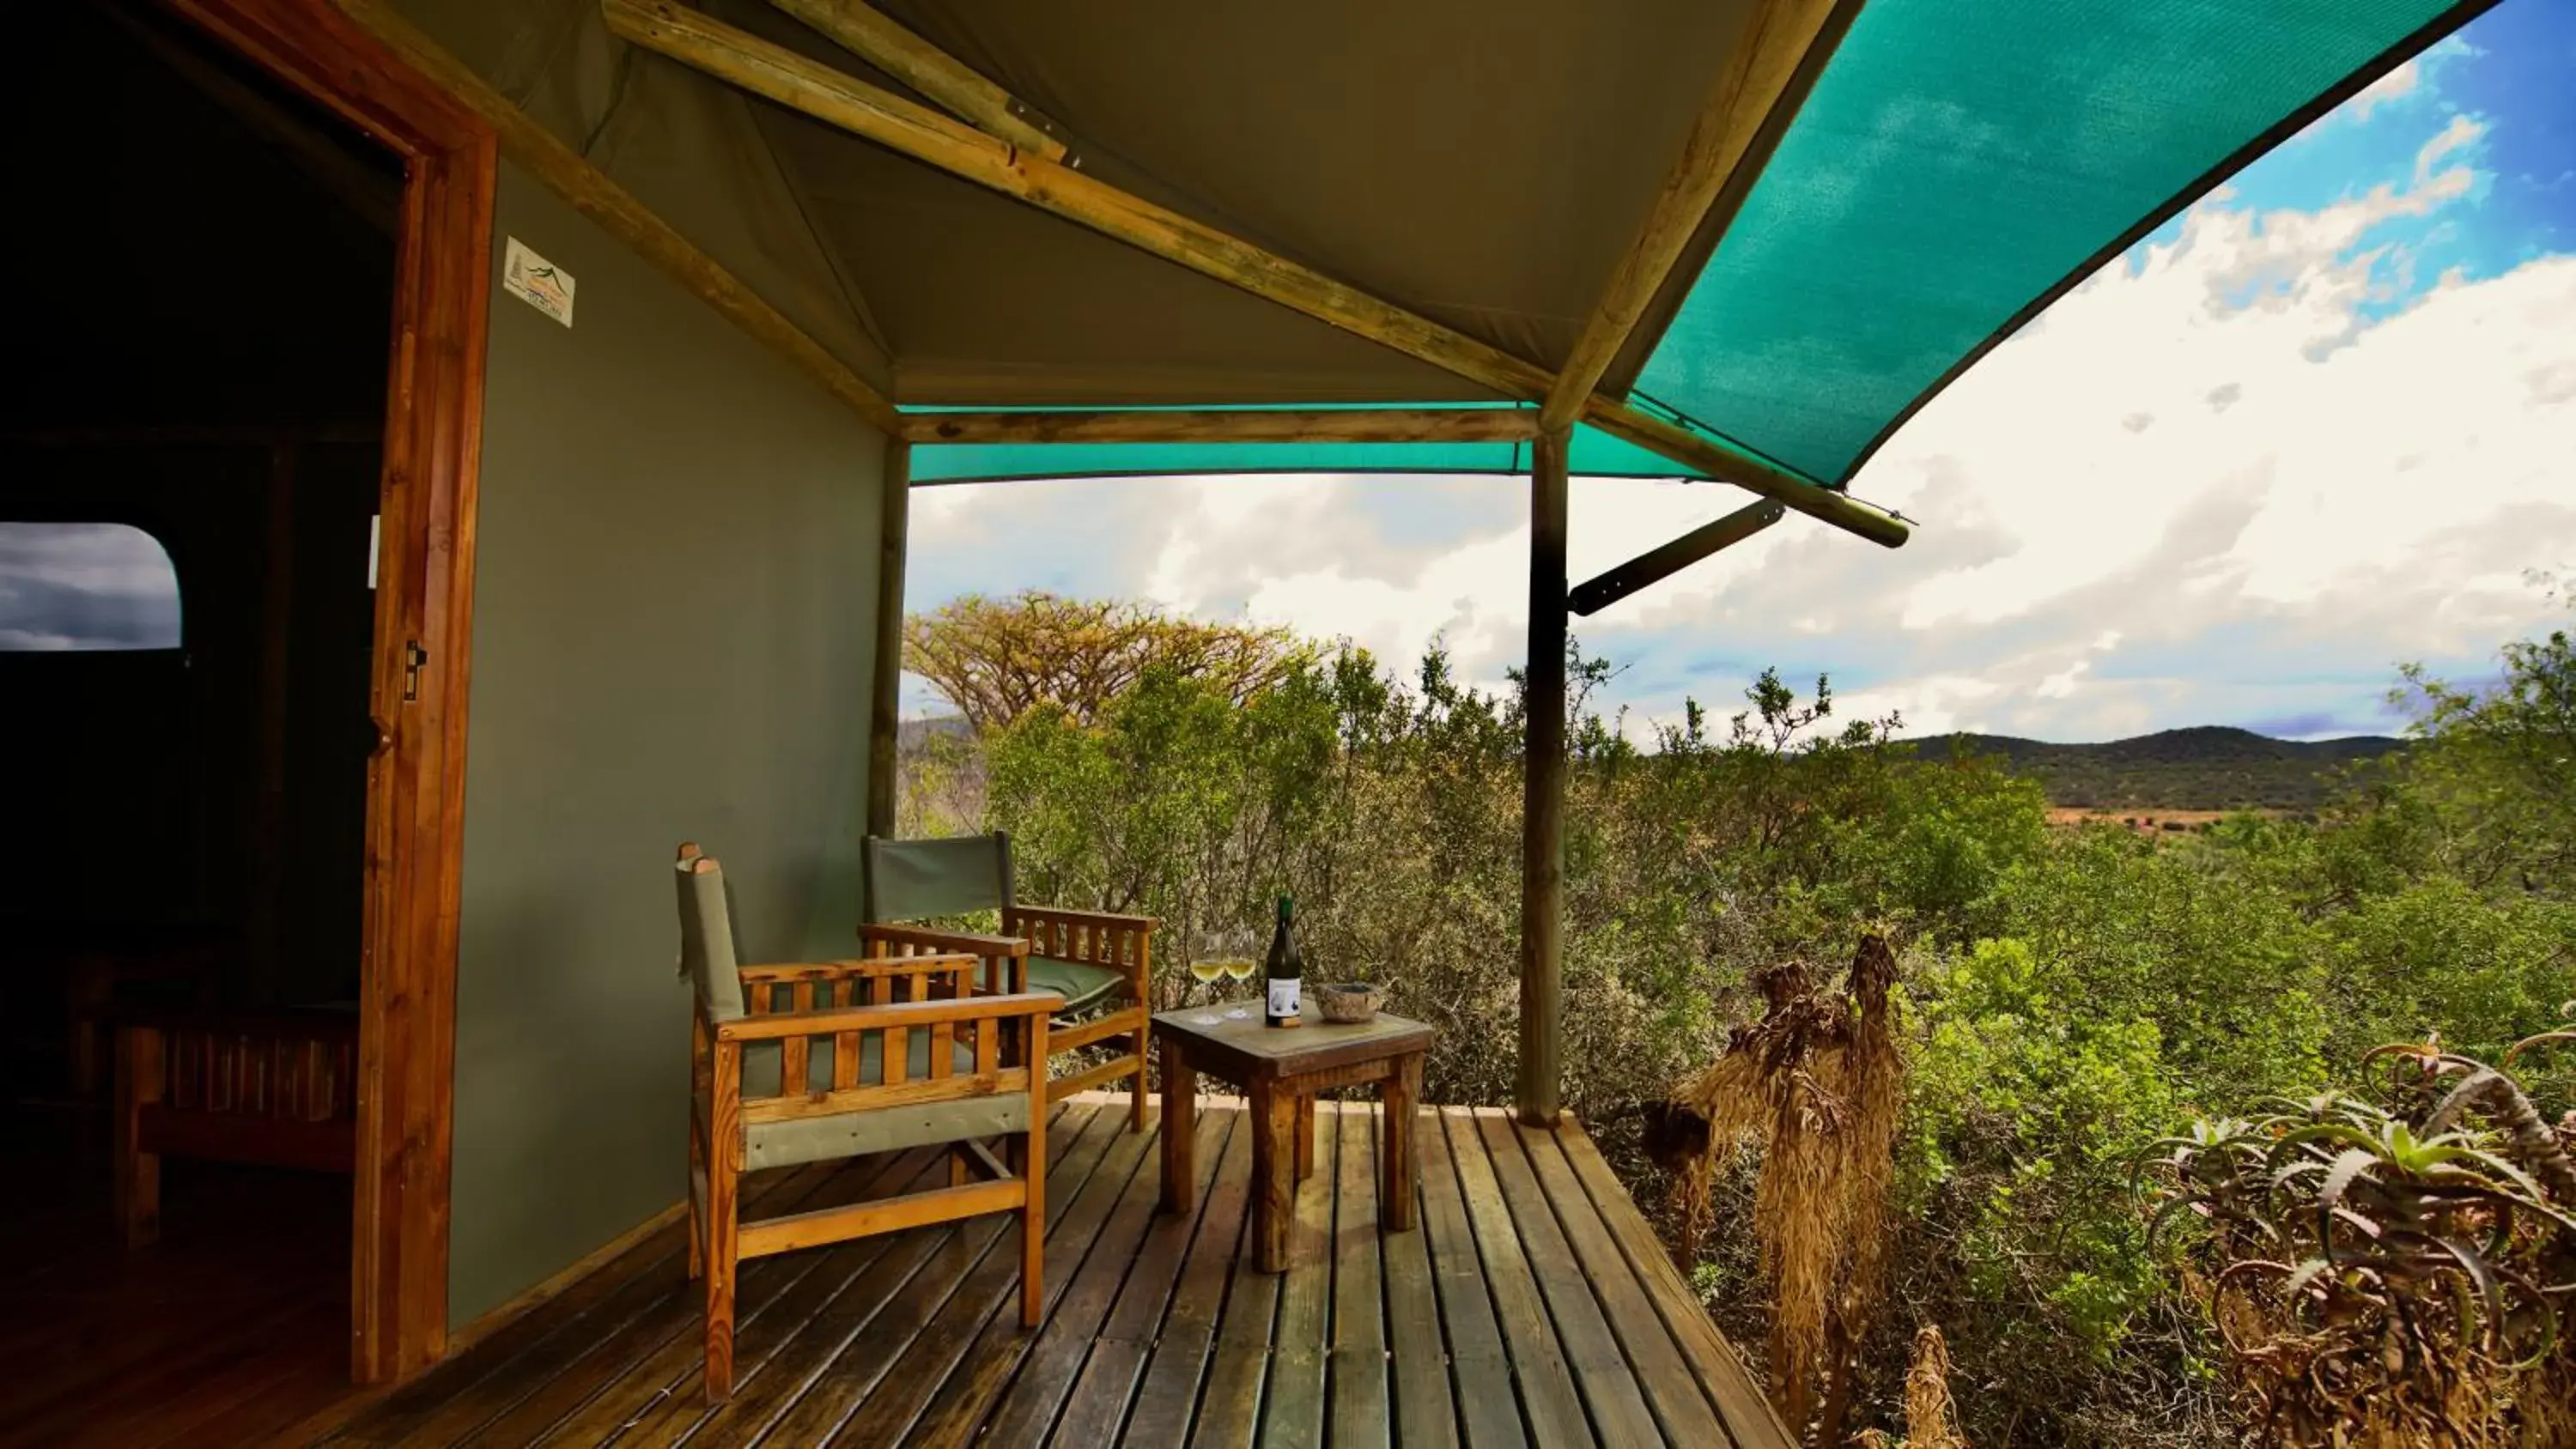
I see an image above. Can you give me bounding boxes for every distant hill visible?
[1907,725,2407,811]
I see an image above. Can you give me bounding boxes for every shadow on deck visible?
[312,1094,1789,1447]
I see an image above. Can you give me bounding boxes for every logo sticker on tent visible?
[502,237,575,327]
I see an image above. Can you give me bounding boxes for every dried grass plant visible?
[1664,935,1907,1438]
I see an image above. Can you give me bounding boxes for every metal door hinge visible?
[403,641,429,701]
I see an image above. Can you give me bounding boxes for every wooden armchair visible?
[677,846,1053,1401]
[861,832,1155,1134]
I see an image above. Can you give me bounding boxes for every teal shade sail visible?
[907,0,2484,493]
[909,418,1707,484]
[1629,0,2483,486]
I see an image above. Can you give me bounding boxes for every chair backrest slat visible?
[863,833,1013,923]
[677,855,749,1022]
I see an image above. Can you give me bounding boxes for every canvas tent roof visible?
[388,0,2489,499]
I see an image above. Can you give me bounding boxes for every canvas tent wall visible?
[446,163,888,1326]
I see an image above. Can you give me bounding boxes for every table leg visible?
[1255,1081,1297,1273]
[1382,1052,1421,1233]
[1295,1092,1315,1182]
[1160,1045,1197,1216]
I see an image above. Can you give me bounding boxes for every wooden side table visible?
[1151,1007,1434,1272]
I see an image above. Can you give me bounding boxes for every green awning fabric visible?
[903,0,2481,491]
[909,416,1706,485]
[1627,0,2484,487]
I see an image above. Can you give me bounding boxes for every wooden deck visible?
[311,1094,1790,1448]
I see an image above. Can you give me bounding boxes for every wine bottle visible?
[1264,894,1303,1028]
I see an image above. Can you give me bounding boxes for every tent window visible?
[0,521,184,651]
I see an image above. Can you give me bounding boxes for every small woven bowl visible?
[1314,982,1382,1023]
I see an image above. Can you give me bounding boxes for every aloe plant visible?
[2140,1023,2575,1446]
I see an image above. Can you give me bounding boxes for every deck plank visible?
[973,1105,1229,1446]
[1418,1110,1524,1449]
[1514,1119,1731,1446]
[339,1162,842,1447]
[1111,1104,1259,1449]
[1474,1110,1665,1446]
[279,1097,1782,1449]
[1380,1107,1460,1449]
[602,1150,962,1446]
[666,1104,1091,1446]
[1326,1105,1389,1449]
[468,1153,924,1449]
[754,1102,1120,1446]
[526,1150,943,1446]
[1253,1100,1336,1449]
[1031,1103,1238,1447]
[1441,1107,1593,1449]
[826,1112,1155,1448]
[1552,1119,1796,1449]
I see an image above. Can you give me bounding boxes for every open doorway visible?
[0,3,395,1437]
[0,0,490,1426]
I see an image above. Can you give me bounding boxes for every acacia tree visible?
[903,591,1313,733]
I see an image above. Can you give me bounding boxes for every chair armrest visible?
[1010,905,1159,935]
[859,923,1030,955]
[860,924,1030,996]
[736,954,978,985]
[714,991,1059,1042]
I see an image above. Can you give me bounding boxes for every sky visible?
[904,0,2576,743]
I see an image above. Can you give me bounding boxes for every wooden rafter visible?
[602,0,1552,397]
[1540,0,1844,433]
[770,0,1067,161]
[598,0,1908,547]
[1569,499,1784,616]
[903,408,1541,445]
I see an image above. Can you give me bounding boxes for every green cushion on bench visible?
[1028,955,1123,1014]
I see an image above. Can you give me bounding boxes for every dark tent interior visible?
[0,3,399,1434]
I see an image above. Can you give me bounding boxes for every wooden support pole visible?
[867,436,909,840]
[1539,0,1844,432]
[905,407,1541,446]
[769,0,1067,161]
[1568,498,1784,616]
[1516,427,1571,1127]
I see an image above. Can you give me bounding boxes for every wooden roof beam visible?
[1583,403,1905,548]
[904,408,1540,445]
[603,0,1906,549]
[604,0,1549,398]
[1540,0,1844,433]
[769,0,1069,161]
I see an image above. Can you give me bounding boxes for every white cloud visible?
[2345,59,2423,123]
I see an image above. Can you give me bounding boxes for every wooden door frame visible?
[157,0,492,1383]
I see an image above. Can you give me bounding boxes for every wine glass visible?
[1188,927,1236,1024]
[1220,945,1258,1020]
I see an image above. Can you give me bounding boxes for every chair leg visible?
[1020,1103,1047,1328]
[703,1160,737,1401]
[685,1115,704,1282]
[113,1024,163,1248]
[702,1046,742,1404]
[1127,1017,1150,1134]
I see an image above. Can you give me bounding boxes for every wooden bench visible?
[112,1006,357,1246]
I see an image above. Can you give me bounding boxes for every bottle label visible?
[1267,979,1301,1020]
